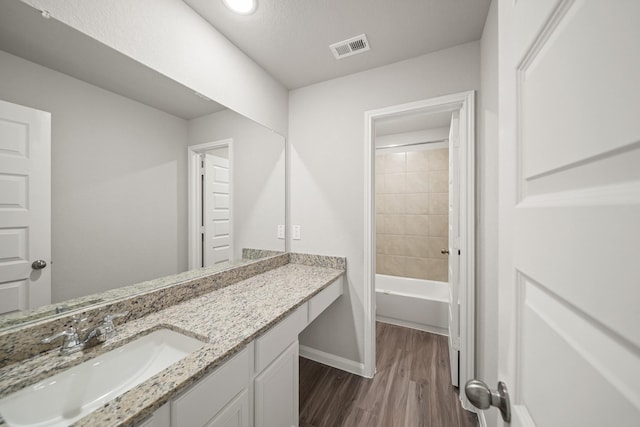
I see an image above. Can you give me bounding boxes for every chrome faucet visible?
[41,323,80,354]
[42,312,129,355]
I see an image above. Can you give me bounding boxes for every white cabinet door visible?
[207,390,249,427]
[498,0,640,425]
[172,347,250,427]
[138,403,170,427]
[254,341,299,427]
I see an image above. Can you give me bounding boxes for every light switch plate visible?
[277,225,285,239]
[292,225,301,240]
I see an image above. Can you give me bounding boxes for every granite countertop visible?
[0,261,344,427]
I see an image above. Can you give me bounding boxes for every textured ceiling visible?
[184,0,491,89]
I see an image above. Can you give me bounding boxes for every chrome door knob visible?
[31,260,47,270]
[441,248,450,255]
[465,380,511,422]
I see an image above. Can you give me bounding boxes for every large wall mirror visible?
[0,1,285,328]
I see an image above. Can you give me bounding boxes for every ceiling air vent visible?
[330,34,370,60]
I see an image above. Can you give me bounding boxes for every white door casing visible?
[203,153,232,266]
[498,0,640,426]
[0,99,51,314]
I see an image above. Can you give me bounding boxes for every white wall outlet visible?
[277,225,285,239]
[292,225,301,240]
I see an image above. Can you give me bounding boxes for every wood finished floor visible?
[299,322,479,427]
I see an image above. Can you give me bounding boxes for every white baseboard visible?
[478,411,487,427]
[299,345,371,378]
[376,315,448,336]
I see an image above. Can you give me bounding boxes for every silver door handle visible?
[32,260,47,270]
[465,380,511,422]
[441,248,450,255]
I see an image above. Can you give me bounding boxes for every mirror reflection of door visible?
[202,147,232,267]
[0,99,51,314]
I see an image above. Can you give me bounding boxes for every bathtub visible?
[375,274,449,335]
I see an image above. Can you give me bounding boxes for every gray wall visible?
[188,110,286,260]
[288,41,481,364]
[477,1,499,425]
[22,0,289,135]
[0,51,189,302]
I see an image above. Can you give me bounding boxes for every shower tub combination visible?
[375,274,449,335]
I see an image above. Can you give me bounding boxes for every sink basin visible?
[0,329,205,427]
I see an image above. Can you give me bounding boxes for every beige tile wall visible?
[375,148,449,282]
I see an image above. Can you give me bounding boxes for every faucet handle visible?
[42,328,79,350]
[101,311,129,339]
[41,329,74,343]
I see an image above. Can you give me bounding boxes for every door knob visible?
[31,260,47,270]
[465,380,511,422]
[441,248,450,255]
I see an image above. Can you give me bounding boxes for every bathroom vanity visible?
[144,276,343,427]
[0,253,345,427]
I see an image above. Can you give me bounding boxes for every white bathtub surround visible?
[375,274,449,335]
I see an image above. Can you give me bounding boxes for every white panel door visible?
[203,153,232,266]
[448,111,460,387]
[498,0,640,425]
[0,99,50,314]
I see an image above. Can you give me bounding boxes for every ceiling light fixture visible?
[222,0,257,15]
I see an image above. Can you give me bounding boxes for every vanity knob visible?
[31,259,47,270]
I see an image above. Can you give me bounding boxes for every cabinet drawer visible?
[308,276,343,324]
[172,346,250,427]
[255,305,307,373]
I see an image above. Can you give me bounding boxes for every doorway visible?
[188,139,234,270]
[374,111,454,332]
[364,91,475,408]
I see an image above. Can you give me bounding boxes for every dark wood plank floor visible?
[300,322,478,427]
